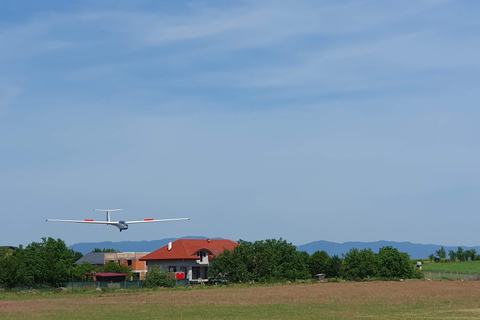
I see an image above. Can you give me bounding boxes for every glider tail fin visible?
[93,209,122,222]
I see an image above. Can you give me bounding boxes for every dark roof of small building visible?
[0,246,17,251]
[74,252,106,265]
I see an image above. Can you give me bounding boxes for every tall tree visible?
[208,245,250,283]
[466,249,476,261]
[0,247,28,289]
[19,238,80,286]
[342,248,378,280]
[435,247,446,259]
[456,247,466,261]
[307,250,330,276]
[209,238,309,283]
[448,250,457,261]
[325,255,342,278]
[376,246,413,279]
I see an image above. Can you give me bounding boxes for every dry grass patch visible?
[3,281,480,319]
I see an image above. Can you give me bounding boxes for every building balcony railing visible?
[195,258,209,265]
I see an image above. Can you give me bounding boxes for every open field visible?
[3,281,480,319]
[422,261,480,273]
[421,261,480,280]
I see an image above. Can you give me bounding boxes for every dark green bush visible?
[144,266,176,288]
[377,246,413,279]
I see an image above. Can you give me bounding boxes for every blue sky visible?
[1,0,479,248]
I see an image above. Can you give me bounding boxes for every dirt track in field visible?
[2,281,480,315]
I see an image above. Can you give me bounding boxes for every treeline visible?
[2,237,422,289]
[429,246,477,262]
[208,239,422,283]
[0,237,129,289]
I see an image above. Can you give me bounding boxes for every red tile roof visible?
[140,239,238,261]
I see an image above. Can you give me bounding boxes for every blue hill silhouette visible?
[295,240,480,259]
[68,237,480,259]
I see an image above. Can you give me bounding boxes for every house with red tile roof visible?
[140,238,238,282]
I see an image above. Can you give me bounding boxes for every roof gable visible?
[140,239,238,261]
[74,252,106,265]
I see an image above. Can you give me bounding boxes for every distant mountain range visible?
[68,237,480,259]
[69,236,220,255]
[295,240,480,259]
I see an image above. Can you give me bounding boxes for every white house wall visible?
[147,260,207,281]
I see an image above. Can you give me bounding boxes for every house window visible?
[169,266,177,272]
[192,267,208,280]
[180,266,187,274]
[127,260,132,266]
[192,267,200,279]
[196,251,207,258]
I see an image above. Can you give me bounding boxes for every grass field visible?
[422,261,480,274]
[3,281,480,319]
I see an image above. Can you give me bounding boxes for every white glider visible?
[47,209,190,232]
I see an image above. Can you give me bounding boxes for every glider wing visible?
[46,219,118,225]
[126,218,190,224]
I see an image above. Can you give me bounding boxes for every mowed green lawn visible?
[3,281,480,319]
[422,261,480,273]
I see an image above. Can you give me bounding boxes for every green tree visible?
[435,246,446,259]
[18,238,80,286]
[71,262,96,281]
[448,250,457,261]
[73,251,83,263]
[466,249,476,261]
[456,247,466,261]
[325,255,342,278]
[0,247,28,289]
[209,238,309,283]
[91,248,118,253]
[18,241,42,285]
[307,251,330,276]
[376,246,413,279]
[100,261,132,276]
[270,240,309,281]
[342,248,378,280]
[144,266,176,288]
[208,246,250,283]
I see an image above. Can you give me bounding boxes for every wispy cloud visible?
[1,0,468,104]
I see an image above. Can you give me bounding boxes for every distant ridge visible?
[69,236,222,254]
[68,238,480,259]
[296,240,480,259]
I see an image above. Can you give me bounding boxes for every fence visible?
[2,278,196,291]
[61,279,190,290]
[423,271,480,281]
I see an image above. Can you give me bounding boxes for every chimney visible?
[168,241,172,251]
[207,238,211,243]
